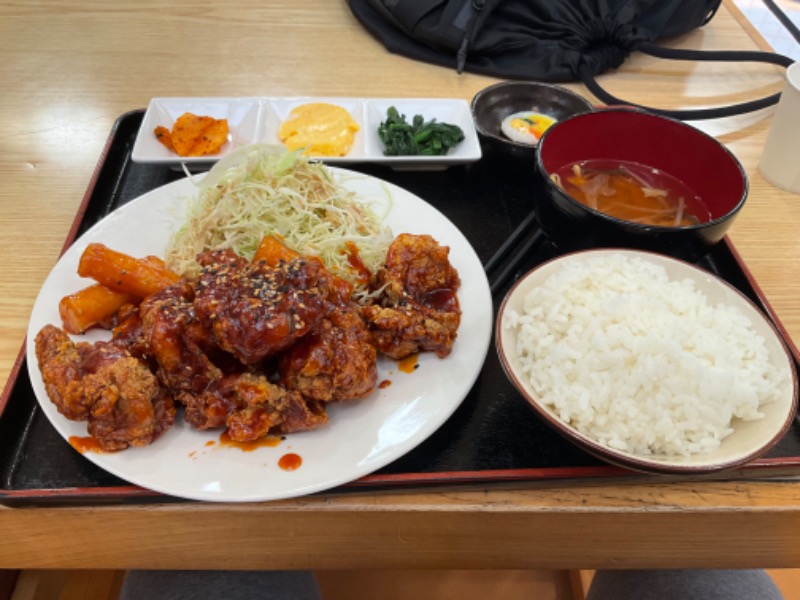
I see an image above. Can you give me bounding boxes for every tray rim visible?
[5,457,800,504]
[3,109,800,504]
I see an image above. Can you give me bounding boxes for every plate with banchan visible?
[132,96,482,169]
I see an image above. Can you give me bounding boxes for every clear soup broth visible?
[551,159,711,227]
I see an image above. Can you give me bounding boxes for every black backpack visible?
[347,0,794,120]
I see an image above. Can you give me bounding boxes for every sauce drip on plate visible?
[219,431,282,452]
[398,354,419,373]
[279,453,302,471]
[69,435,104,454]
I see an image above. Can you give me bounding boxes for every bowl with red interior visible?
[534,108,748,262]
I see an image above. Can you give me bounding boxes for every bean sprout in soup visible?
[551,159,711,228]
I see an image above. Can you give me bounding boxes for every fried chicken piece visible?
[139,280,222,394]
[86,359,175,451]
[35,323,95,421]
[193,249,335,365]
[362,303,461,359]
[279,306,378,402]
[179,374,244,430]
[225,373,328,441]
[180,372,328,441]
[110,303,149,359]
[271,395,328,436]
[364,233,462,358]
[34,324,175,451]
[382,233,461,304]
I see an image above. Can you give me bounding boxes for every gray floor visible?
[732,0,800,59]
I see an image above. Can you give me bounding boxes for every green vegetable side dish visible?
[377,106,465,156]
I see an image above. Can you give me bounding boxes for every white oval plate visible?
[27,169,492,502]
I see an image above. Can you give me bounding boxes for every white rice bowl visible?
[496,249,798,472]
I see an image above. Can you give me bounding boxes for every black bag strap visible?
[579,42,795,120]
[763,0,800,45]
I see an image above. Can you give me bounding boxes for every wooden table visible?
[2,0,800,570]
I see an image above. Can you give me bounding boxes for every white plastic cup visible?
[758,62,800,194]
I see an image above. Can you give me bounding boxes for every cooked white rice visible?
[502,253,784,457]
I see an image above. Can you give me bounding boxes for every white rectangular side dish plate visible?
[131,96,482,169]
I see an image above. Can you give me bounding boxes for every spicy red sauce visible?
[423,288,459,312]
[343,242,372,285]
[69,435,104,454]
[218,431,281,452]
[278,453,302,471]
[398,354,419,373]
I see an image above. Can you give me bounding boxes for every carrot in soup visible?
[551,160,710,227]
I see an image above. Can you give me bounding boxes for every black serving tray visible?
[2,110,800,506]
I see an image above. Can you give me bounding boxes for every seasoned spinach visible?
[377,106,465,156]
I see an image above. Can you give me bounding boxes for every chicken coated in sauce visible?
[34,232,462,451]
[193,249,336,365]
[34,324,175,451]
[279,306,378,402]
[223,373,329,441]
[139,279,222,395]
[363,233,461,358]
[175,371,328,440]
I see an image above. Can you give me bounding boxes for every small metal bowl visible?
[471,81,594,160]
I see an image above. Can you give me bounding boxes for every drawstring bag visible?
[347,0,795,120]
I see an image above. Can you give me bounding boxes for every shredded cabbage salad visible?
[165,145,393,296]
